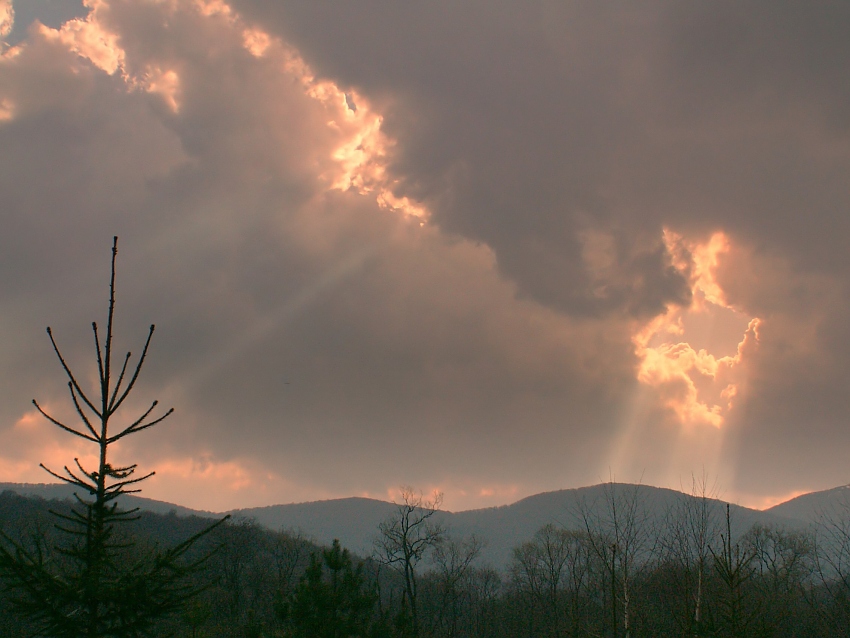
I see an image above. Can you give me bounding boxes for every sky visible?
[1,0,849,513]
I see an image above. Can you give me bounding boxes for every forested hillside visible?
[4,483,850,637]
[227,483,807,568]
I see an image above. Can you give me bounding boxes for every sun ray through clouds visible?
[637,229,759,430]
[607,228,761,487]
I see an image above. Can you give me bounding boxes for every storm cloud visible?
[1,0,848,511]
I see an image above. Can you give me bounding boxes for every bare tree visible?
[431,533,483,638]
[208,517,272,631]
[658,473,723,635]
[270,528,309,597]
[576,480,654,638]
[510,524,592,638]
[465,566,502,638]
[743,523,815,635]
[812,495,850,634]
[374,487,445,637]
[710,504,756,638]
[0,237,226,638]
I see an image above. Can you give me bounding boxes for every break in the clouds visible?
[1,0,849,511]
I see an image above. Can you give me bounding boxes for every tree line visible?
[6,480,850,637]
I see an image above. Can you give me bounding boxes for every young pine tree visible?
[283,539,386,638]
[0,237,226,638]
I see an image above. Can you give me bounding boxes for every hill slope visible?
[0,482,217,519]
[230,483,806,567]
[1,481,820,568]
[766,484,850,523]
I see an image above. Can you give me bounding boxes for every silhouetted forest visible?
[4,482,850,637]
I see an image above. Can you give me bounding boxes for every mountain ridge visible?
[3,481,842,568]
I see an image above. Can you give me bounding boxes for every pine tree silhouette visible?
[0,237,227,638]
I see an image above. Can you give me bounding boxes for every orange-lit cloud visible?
[0,408,317,512]
[740,488,811,512]
[0,3,12,41]
[634,230,760,429]
[193,0,233,19]
[141,454,311,511]
[241,27,270,57]
[376,481,522,513]
[142,66,181,112]
[35,0,427,224]
[304,73,429,221]
[39,14,124,76]
[0,0,11,41]
[0,409,101,485]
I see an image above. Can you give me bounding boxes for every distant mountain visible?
[0,482,217,520]
[442,484,799,567]
[228,496,400,552]
[766,484,850,524]
[231,483,806,568]
[2,481,832,568]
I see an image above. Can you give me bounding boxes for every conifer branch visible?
[110,325,155,414]
[108,351,132,412]
[109,406,174,443]
[46,327,101,418]
[31,401,97,443]
[68,382,99,440]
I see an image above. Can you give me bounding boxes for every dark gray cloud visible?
[232,0,850,280]
[230,0,850,500]
[1,0,849,509]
